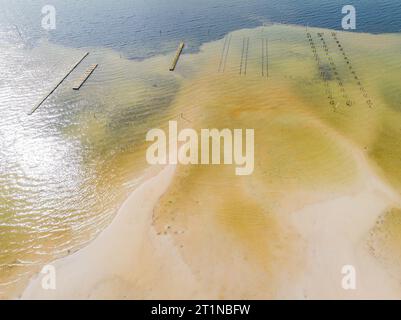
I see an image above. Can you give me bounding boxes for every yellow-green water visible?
[2,24,401,298]
[153,25,401,294]
[0,38,185,297]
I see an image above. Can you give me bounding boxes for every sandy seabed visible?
[21,138,401,300]
[21,24,401,299]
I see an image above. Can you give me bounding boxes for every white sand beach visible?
[21,165,206,299]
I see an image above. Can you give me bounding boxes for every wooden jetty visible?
[169,42,185,71]
[73,64,98,90]
[28,52,89,115]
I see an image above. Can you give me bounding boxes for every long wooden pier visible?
[73,64,98,90]
[169,42,185,71]
[28,52,89,115]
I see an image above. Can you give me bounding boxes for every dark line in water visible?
[218,35,228,72]
[240,37,245,75]
[244,37,249,75]
[13,25,22,40]
[222,35,231,73]
[262,38,265,77]
[265,38,269,78]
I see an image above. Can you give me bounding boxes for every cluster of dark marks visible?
[152,207,186,238]
[331,32,373,108]
[306,32,335,107]
[317,33,352,107]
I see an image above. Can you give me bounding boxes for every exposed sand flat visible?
[21,139,401,299]
[283,131,401,299]
[22,165,208,299]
